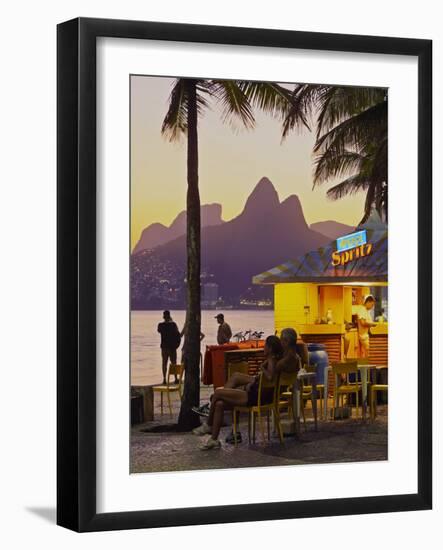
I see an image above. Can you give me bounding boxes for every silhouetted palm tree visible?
[283,85,387,223]
[162,79,291,430]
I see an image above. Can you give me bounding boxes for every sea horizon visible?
[131,309,275,386]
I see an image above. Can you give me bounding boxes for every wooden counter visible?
[370,323,388,335]
[223,348,265,380]
[300,329,343,364]
[298,323,388,365]
[297,323,345,335]
[368,332,388,365]
[203,343,265,388]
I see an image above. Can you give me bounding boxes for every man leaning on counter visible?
[357,294,378,357]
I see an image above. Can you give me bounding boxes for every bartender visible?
[357,294,377,357]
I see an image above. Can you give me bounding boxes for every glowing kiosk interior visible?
[253,216,388,365]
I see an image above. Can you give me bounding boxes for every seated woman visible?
[193,335,284,450]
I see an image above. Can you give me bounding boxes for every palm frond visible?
[314,101,387,154]
[370,136,388,183]
[361,180,377,223]
[316,87,386,137]
[237,81,292,119]
[326,174,371,200]
[374,182,387,219]
[315,88,337,137]
[161,79,211,141]
[210,80,255,130]
[375,182,388,222]
[161,79,189,142]
[282,84,329,137]
[281,82,388,223]
[314,149,365,185]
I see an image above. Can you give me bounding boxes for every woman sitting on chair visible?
[193,335,283,450]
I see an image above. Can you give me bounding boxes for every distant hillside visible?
[310,220,355,241]
[133,203,224,254]
[132,177,331,309]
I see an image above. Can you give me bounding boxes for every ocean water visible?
[131,309,275,386]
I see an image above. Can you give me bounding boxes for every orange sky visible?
[130,75,366,250]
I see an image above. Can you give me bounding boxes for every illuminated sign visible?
[336,230,367,252]
[331,243,373,266]
[332,229,372,266]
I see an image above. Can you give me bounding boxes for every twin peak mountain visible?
[134,177,353,254]
[132,177,354,306]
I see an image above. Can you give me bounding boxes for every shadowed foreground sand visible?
[131,388,388,474]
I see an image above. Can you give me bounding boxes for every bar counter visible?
[298,323,388,365]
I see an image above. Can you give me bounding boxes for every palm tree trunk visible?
[178,79,201,430]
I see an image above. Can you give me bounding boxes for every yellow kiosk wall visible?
[273,282,387,367]
[274,283,318,333]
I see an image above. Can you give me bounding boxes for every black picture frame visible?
[57,17,432,532]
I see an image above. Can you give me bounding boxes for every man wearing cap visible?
[215,313,232,345]
[357,295,377,357]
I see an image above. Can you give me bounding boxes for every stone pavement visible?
[131,386,388,473]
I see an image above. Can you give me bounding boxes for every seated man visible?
[275,327,302,375]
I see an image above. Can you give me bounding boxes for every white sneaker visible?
[192,423,212,436]
[199,437,221,451]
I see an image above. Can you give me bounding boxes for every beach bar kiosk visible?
[252,216,388,367]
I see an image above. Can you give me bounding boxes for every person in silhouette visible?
[276,328,302,374]
[157,310,181,384]
[215,313,232,345]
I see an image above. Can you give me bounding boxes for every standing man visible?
[157,310,181,384]
[357,295,377,358]
[215,313,232,345]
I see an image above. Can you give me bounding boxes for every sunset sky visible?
[130,75,366,250]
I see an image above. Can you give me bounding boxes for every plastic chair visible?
[153,364,184,416]
[298,363,323,424]
[298,376,319,430]
[276,370,300,435]
[370,384,388,419]
[227,361,251,438]
[346,357,370,383]
[332,361,362,419]
[233,373,282,446]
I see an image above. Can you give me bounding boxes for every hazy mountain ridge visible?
[133,203,224,254]
[132,177,343,309]
[310,220,355,241]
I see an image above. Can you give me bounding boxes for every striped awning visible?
[253,227,387,285]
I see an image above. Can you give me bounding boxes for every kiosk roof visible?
[253,223,387,285]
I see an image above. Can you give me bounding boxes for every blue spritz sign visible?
[336,230,367,253]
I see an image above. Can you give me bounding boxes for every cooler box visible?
[307,342,329,385]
